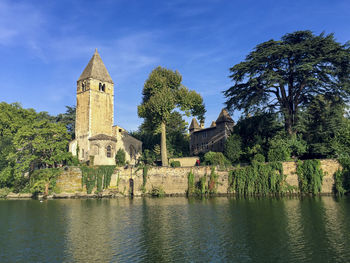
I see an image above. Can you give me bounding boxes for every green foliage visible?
[296,160,324,194]
[150,185,165,197]
[140,149,156,165]
[302,95,348,158]
[224,30,350,135]
[268,133,307,161]
[187,170,195,196]
[228,162,285,195]
[333,157,350,195]
[170,161,181,167]
[0,102,71,191]
[224,134,242,164]
[115,149,126,167]
[0,187,11,198]
[204,151,230,166]
[55,105,76,140]
[141,166,149,193]
[138,66,206,165]
[81,166,115,194]
[251,153,265,164]
[29,168,61,194]
[208,167,218,194]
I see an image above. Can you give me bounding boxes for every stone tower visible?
[74,49,114,160]
[69,49,142,165]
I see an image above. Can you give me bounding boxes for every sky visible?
[1,0,349,131]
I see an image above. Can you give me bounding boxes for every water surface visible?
[1,196,349,262]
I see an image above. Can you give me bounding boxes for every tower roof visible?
[189,118,200,130]
[216,108,234,124]
[78,49,113,83]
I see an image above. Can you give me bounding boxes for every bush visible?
[29,168,61,194]
[170,161,181,167]
[251,153,265,163]
[224,134,243,164]
[150,185,165,197]
[0,187,11,198]
[204,151,230,166]
[268,134,307,162]
[115,149,126,166]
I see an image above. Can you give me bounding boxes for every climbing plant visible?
[208,167,218,194]
[228,162,285,196]
[187,170,195,196]
[81,165,115,194]
[334,157,350,195]
[296,160,324,195]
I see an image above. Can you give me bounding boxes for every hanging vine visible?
[81,165,116,194]
[228,162,285,196]
[296,160,324,195]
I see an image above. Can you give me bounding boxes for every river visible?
[1,196,349,262]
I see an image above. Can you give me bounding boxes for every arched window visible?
[102,84,106,92]
[106,145,112,158]
[82,82,86,91]
[99,82,102,91]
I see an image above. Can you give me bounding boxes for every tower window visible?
[99,83,106,92]
[106,145,112,158]
[82,83,86,92]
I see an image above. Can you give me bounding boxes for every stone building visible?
[69,49,142,165]
[189,109,234,155]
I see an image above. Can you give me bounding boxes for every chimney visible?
[200,120,204,129]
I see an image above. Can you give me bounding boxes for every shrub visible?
[224,134,243,164]
[150,185,165,197]
[115,149,126,166]
[170,161,181,167]
[0,187,11,198]
[251,153,265,164]
[204,151,230,166]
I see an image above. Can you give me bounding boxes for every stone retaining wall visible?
[56,159,341,196]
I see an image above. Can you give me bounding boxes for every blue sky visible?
[1,0,349,131]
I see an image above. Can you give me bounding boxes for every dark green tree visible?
[224,134,243,164]
[224,30,350,135]
[138,66,205,166]
[55,105,76,139]
[303,95,347,158]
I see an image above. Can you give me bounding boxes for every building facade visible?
[69,49,142,165]
[189,109,234,155]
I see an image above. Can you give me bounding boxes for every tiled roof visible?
[78,49,113,83]
[89,134,117,142]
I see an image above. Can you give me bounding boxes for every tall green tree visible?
[55,105,76,139]
[302,95,347,158]
[224,30,350,135]
[138,66,205,166]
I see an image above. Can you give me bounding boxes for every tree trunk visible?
[160,121,168,166]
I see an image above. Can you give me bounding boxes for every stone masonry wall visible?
[56,159,341,195]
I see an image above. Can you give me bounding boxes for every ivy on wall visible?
[228,162,285,196]
[296,160,323,195]
[81,165,115,194]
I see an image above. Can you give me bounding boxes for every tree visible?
[55,106,76,139]
[224,30,350,135]
[302,95,347,158]
[224,134,242,164]
[138,66,205,166]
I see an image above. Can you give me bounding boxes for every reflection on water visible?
[0,196,350,262]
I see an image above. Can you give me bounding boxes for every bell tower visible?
[75,49,114,160]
